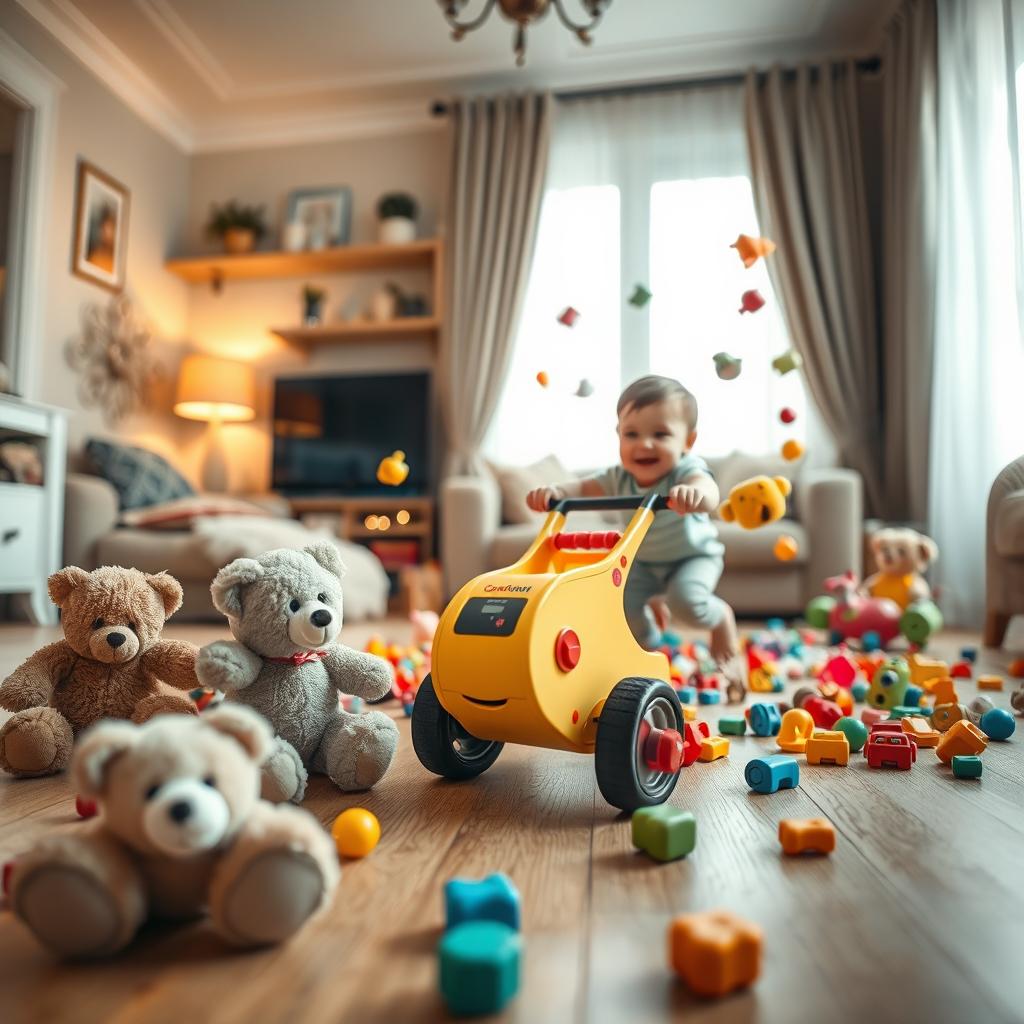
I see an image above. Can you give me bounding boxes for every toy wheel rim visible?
[449,721,497,764]
[636,694,681,798]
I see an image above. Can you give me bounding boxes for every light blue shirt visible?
[586,455,724,563]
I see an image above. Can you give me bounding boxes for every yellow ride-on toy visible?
[412,494,686,811]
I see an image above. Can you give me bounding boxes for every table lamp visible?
[174,354,255,492]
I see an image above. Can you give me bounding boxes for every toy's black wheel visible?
[595,677,683,812]
[411,674,503,780]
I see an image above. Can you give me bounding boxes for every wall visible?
[0,0,191,470]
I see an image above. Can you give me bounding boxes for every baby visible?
[526,374,738,666]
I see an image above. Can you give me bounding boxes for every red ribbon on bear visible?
[268,650,328,666]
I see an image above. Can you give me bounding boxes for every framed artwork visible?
[72,161,130,292]
[286,186,352,249]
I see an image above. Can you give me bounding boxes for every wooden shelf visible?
[271,317,440,347]
[166,239,440,285]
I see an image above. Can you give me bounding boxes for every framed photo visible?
[72,161,130,292]
[286,186,352,249]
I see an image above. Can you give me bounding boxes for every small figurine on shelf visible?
[204,201,267,255]
[387,282,429,318]
[377,193,419,244]
[303,285,326,326]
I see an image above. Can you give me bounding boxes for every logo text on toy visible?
[483,584,532,594]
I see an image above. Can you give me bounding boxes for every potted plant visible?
[376,193,418,245]
[205,201,267,255]
[302,285,326,326]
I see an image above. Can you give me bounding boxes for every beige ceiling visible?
[14,0,901,151]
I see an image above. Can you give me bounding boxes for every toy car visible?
[412,494,686,811]
[865,731,917,770]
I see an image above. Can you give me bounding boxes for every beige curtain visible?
[745,63,884,515]
[440,93,553,476]
[882,0,938,524]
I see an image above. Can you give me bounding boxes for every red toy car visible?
[866,731,917,770]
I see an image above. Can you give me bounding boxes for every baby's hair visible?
[616,375,697,432]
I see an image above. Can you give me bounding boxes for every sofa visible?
[441,452,863,617]
[985,454,1024,647]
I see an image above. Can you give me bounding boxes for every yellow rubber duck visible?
[377,451,409,486]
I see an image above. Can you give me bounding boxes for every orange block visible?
[902,716,940,748]
[926,677,958,708]
[936,719,988,764]
[910,655,950,687]
[932,703,968,732]
[669,910,763,997]
[698,736,730,762]
[1010,659,1024,678]
[977,675,1004,692]
[805,730,850,766]
[778,818,836,855]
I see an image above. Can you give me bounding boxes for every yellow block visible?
[698,736,730,762]
[977,675,1004,691]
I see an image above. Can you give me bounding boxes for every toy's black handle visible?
[548,493,669,513]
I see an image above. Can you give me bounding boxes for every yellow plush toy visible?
[863,527,938,610]
[719,475,792,530]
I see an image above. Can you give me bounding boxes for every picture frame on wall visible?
[285,186,352,250]
[71,160,130,292]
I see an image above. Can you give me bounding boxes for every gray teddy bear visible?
[196,543,399,803]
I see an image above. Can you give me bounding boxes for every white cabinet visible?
[0,396,67,625]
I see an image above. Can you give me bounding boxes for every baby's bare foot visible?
[710,603,739,664]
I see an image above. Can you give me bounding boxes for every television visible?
[272,372,431,495]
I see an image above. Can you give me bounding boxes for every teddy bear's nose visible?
[168,801,192,823]
[106,632,126,648]
[311,609,332,627]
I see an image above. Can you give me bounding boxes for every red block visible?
[803,696,843,730]
[683,721,711,767]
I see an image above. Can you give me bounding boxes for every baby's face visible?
[617,399,695,486]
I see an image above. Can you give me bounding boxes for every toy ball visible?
[719,475,791,530]
[781,440,804,461]
[376,451,410,486]
[979,708,1015,741]
[773,535,799,562]
[536,371,550,387]
[779,407,796,424]
[331,808,381,858]
[75,795,98,819]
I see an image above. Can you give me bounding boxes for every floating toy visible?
[738,289,766,314]
[376,450,409,486]
[574,378,594,397]
[779,407,796,424]
[772,350,803,375]
[536,371,549,387]
[713,351,743,381]
[781,440,804,461]
[718,475,791,530]
[730,233,777,268]
[773,535,799,561]
[557,306,579,326]
[628,283,652,307]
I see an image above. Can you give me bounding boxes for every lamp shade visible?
[174,354,255,423]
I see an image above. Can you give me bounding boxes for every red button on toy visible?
[612,568,622,587]
[555,628,581,671]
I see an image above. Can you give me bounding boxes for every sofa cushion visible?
[120,495,269,530]
[489,454,571,525]
[95,528,221,581]
[718,520,808,569]
[86,438,195,511]
[995,491,1024,557]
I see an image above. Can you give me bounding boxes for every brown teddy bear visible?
[7,705,340,957]
[862,527,939,610]
[0,565,199,779]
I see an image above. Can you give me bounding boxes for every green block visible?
[952,755,983,779]
[719,716,747,736]
[834,716,868,753]
[631,806,697,862]
[888,706,920,720]
[439,921,521,1016]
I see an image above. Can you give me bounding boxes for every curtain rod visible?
[430,55,881,116]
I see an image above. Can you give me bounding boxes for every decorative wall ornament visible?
[65,293,161,423]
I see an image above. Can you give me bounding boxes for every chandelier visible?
[438,1,612,67]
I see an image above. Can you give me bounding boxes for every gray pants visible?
[622,555,726,649]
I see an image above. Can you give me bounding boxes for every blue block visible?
[445,874,521,932]
[852,681,870,704]
[745,755,800,794]
[403,700,415,717]
[749,702,782,737]
[979,708,1015,741]
[951,755,983,779]
[903,684,923,708]
[960,646,978,663]
[676,686,696,705]
[698,690,721,705]
[661,629,683,648]
[439,921,521,1016]
[765,617,786,631]
[772,676,786,693]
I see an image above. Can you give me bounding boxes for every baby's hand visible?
[526,485,565,512]
[667,484,704,515]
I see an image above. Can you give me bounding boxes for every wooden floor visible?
[1,620,1023,1024]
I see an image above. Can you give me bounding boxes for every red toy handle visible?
[553,531,622,551]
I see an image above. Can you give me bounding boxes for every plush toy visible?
[6,706,339,957]
[863,527,938,610]
[197,544,399,803]
[0,566,198,779]
[718,475,791,530]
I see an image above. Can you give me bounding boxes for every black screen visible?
[272,372,431,495]
[454,597,528,637]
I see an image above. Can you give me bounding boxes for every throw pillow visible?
[489,454,573,524]
[120,495,269,530]
[86,438,195,511]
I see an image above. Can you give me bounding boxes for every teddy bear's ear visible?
[210,558,265,618]
[72,720,138,798]
[773,476,792,498]
[918,536,938,565]
[48,566,90,607]
[145,572,184,617]
[202,704,273,763]
[304,542,347,581]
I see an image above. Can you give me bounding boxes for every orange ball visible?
[331,808,381,858]
[774,535,799,561]
[781,440,804,461]
[536,371,549,387]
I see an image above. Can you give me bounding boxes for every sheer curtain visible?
[929,0,1024,626]
[485,85,819,470]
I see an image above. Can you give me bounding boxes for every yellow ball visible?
[781,440,804,461]
[774,535,799,562]
[331,808,381,858]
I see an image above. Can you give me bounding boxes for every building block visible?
[887,705,923,720]
[817,682,853,713]
[821,654,858,688]
[749,703,782,737]
[979,708,1015,741]
[926,676,959,708]
[936,720,988,764]
[950,662,972,679]
[907,654,950,687]
[932,703,969,733]
[683,721,710,766]
[851,680,870,704]
[951,755,983,779]
[632,806,697,862]
[698,689,722,705]
[903,684,923,708]
[744,754,799,794]
[445,874,521,932]
[668,910,763,997]
[902,716,940,748]
[719,716,747,736]
[804,730,850,766]
[676,686,697,704]
[965,696,995,724]
[439,921,521,1016]
[977,675,1004,692]
[698,736,730,762]
[1009,658,1024,678]
[777,709,815,753]
[803,696,843,729]
[861,707,889,727]
[749,665,782,692]
[778,818,836,855]
[834,716,868,753]
[960,646,978,663]
[683,706,697,722]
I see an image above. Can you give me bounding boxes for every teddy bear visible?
[718,475,792,530]
[0,565,199,779]
[862,527,938,609]
[6,705,339,957]
[196,543,399,803]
